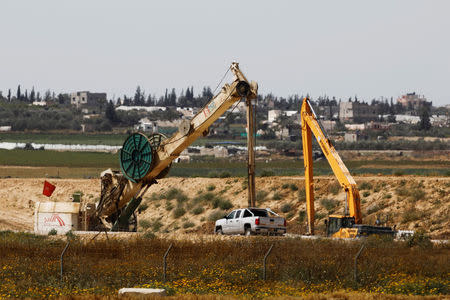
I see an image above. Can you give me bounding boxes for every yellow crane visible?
[88,62,258,231]
[301,97,394,238]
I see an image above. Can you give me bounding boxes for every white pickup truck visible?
[215,208,286,236]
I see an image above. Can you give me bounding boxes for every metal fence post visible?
[263,244,274,280]
[60,241,70,281]
[163,244,173,282]
[354,243,365,283]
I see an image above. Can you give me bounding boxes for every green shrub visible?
[241,180,248,190]
[218,199,233,210]
[393,170,404,176]
[193,192,215,204]
[260,170,275,177]
[328,182,340,195]
[138,202,149,213]
[207,184,216,191]
[165,201,174,211]
[164,188,178,200]
[48,229,57,236]
[192,206,204,215]
[151,220,163,232]
[173,207,186,218]
[359,182,372,190]
[362,191,371,197]
[65,230,77,240]
[396,187,409,197]
[256,190,268,203]
[320,198,337,212]
[298,188,306,201]
[298,210,306,223]
[407,230,432,248]
[176,193,188,204]
[139,219,151,230]
[402,208,425,223]
[183,222,195,229]
[411,189,425,202]
[142,231,156,239]
[289,184,298,191]
[272,192,282,200]
[282,183,290,189]
[281,203,292,213]
[367,204,382,215]
[315,212,326,220]
[383,193,392,199]
[149,193,159,201]
[219,172,231,178]
[208,209,226,221]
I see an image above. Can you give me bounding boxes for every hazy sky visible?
[1,1,449,106]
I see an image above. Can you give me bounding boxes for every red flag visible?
[43,181,56,197]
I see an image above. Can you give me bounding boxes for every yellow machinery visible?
[301,97,394,238]
[84,62,257,231]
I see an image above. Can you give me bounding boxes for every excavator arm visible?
[301,98,362,235]
[94,62,257,229]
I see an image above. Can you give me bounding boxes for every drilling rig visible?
[79,63,258,231]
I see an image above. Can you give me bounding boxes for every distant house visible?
[339,101,378,123]
[268,110,298,123]
[344,123,366,131]
[32,101,47,106]
[394,115,420,124]
[344,132,358,142]
[321,120,336,131]
[135,118,158,133]
[397,92,427,110]
[70,91,107,113]
[315,104,339,120]
[176,107,196,118]
[0,126,11,132]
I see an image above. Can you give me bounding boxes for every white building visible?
[70,91,107,108]
[394,115,420,124]
[268,110,298,123]
[116,106,167,112]
[135,118,158,133]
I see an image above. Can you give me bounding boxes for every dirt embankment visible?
[0,176,448,239]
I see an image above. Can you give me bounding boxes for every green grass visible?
[0,149,449,178]
[0,149,117,167]
[0,132,128,145]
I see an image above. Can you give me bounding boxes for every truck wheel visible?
[216,228,223,235]
[244,227,252,236]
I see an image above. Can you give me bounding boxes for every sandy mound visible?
[0,176,448,239]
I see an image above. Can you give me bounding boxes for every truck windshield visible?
[249,209,268,217]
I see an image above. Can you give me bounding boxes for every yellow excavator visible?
[301,97,394,238]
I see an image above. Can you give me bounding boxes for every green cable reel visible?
[119,133,153,182]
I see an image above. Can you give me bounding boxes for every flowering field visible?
[0,231,448,299]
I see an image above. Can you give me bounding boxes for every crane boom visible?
[95,63,258,227]
[301,98,362,235]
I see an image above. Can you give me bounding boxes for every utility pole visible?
[246,98,256,207]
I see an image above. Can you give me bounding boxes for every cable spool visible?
[119,133,153,182]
